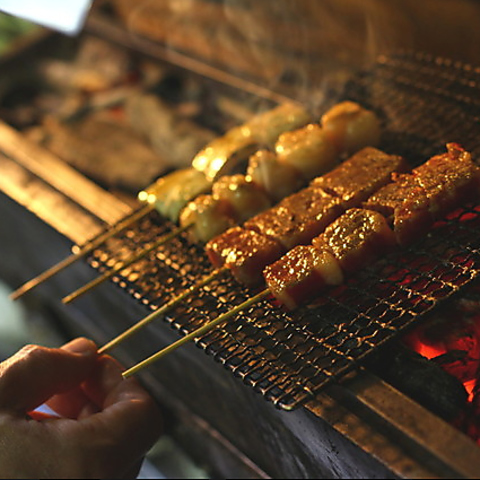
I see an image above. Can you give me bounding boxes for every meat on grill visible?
[365,143,480,245]
[206,147,406,286]
[320,101,382,156]
[246,149,304,203]
[264,209,395,309]
[263,245,343,310]
[312,208,396,273]
[178,194,236,245]
[180,102,383,243]
[312,147,407,208]
[264,144,480,310]
[211,174,271,223]
[244,187,344,250]
[274,123,338,181]
[205,227,285,286]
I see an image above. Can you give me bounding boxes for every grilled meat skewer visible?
[11,102,311,300]
[100,147,403,352]
[119,145,480,376]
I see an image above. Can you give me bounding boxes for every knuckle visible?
[20,344,49,362]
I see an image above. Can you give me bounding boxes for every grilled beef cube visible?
[313,147,407,208]
[312,209,396,273]
[363,173,432,245]
[205,227,285,286]
[365,144,480,245]
[244,186,344,250]
[413,143,480,215]
[263,245,343,310]
[364,173,424,219]
[393,193,433,246]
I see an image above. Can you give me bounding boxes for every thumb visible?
[0,338,98,414]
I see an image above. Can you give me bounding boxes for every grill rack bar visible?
[85,52,480,410]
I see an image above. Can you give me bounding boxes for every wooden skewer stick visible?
[62,223,193,304]
[122,288,270,379]
[98,267,227,354]
[10,203,155,301]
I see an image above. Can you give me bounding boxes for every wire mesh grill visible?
[88,51,480,410]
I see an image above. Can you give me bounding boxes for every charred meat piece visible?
[244,186,345,250]
[313,147,407,208]
[363,172,425,219]
[365,144,480,245]
[263,245,343,310]
[205,227,285,286]
[363,173,432,245]
[312,209,396,273]
[413,143,480,214]
[264,209,394,310]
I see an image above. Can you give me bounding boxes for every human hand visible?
[0,338,162,479]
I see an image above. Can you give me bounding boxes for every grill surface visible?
[88,52,480,410]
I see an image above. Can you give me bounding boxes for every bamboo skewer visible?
[98,267,227,354]
[10,203,155,301]
[62,223,193,304]
[122,288,270,378]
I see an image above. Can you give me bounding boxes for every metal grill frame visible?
[88,51,480,411]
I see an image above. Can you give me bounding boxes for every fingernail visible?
[62,337,97,356]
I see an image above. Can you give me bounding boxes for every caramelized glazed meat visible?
[363,173,425,219]
[363,173,431,245]
[413,143,480,214]
[264,209,394,310]
[205,227,285,286]
[364,144,480,245]
[313,147,407,208]
[263,245,343,310]
[312,209,396,273]
[244,186,344,250]
[206,147,405,284]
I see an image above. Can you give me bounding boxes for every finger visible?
[46,386,99,419]
[81,354,126,408]
[75,357,163,473]
[0,338,98,414]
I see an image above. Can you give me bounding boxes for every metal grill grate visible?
[88,52,480,410]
